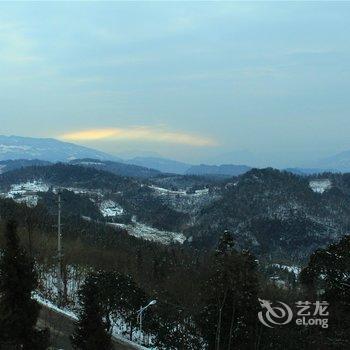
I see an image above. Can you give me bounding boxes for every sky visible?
[0,1,349,167]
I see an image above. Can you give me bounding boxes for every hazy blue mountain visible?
[0,135,117,162]
[284,167,335,175]
[211,150,261,167]
[186,164,251,177]
[116,150,162,159]
[315,150,350,172]
[125,156,191,174]
[69,158,161,178]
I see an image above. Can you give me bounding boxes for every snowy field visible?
[309,179,332,194]
[108,217,186,245]
[0,181,50,207]
[272,263,301,275]
[7,181,49,195]
[99,199,124,217]
[149,185,217,215]
[149,185,209,197]
[64,186,104,199]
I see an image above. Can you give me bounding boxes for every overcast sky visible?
[0,2,349,167]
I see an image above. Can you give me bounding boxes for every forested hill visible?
[69,158,161,178]
[0,163,138,191]
[187,168,350,260]
[0,159,51,174]
[185,163,251,177]
[2,163,350,262]
[0,163,190,235]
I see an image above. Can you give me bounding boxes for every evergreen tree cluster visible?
[300,235,350,347]
[71,273,112,350]
[0,220,49,349]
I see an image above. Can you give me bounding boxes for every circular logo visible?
[258,298,293,328]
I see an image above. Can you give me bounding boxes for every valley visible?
[0,162,347,259]
[0,156,349,349]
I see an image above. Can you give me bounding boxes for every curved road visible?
[38,305,140,350]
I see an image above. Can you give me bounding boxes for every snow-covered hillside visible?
[0,180,187,245]
[108,217,186,245]
[99,200,124,217]
[149,185,219,214]
[0,181,49,207]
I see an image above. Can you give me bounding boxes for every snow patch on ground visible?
[35,266,154,350]
[108,218,186,245]
[63,187,104,199]
[0,181,49,207]
[149,185,209,197]
[0,144,31,153]
[309,179,332,194]
[149,185,187,196]
[193,188,209,195]
[34,295,151,349]
[272,263,301,275]
[79,161,106,166]
[9,181,49,194]
[99,199,124,217]
[149,185,216,215]
[34,293,77,320]
[15,195,40,207]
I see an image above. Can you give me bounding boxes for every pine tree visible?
[300,236,350,347]
[199,231,259,350]
[71,273,112,350]
[119,274,147,341]
[216,230,235,256]
[94,270,129,333]
[0,220,49,349]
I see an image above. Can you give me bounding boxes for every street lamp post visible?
[137,300,157,345]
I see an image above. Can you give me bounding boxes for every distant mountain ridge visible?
[315,150,350,172]
[186,164,251,177]
[69,158,161,178]
[284,167,336,175]
[7,134,350,176]
[125,156,191,174]
[0,135,118,162]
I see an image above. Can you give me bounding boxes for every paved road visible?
[38,305,139,350]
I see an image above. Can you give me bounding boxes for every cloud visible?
[59,126,216,147]
[0,22,42,64]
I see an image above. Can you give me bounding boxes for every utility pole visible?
[57,191,63,305]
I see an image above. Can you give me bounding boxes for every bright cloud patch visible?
[59,126,216,147]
